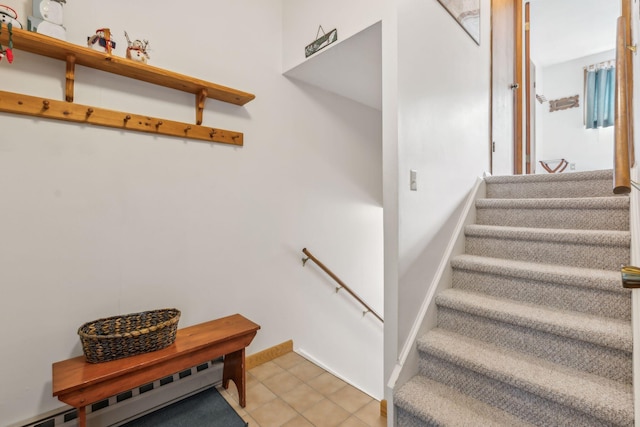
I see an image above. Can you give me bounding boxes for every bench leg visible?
[78,406,86,427]
[223,348,246,407]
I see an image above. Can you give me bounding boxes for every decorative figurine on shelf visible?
[29,0,66,40]
[124,31,150,63]
[0,4,22,29]
[0,14,14,63]
[87,28,116,54]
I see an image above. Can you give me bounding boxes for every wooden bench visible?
[52,313,260,427]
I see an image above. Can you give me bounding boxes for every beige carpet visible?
[394,170,633,426]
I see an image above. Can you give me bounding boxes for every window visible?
[584,63,615,129]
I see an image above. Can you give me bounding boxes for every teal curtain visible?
[585,66,615,129]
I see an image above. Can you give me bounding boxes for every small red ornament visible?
[5,47,12,63]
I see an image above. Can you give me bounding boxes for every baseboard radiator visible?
[11,359,224,427]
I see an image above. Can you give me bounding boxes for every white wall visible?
[535,50,615,173]
[0,1,384,424]
[282,0,384,72]
[395,0,491,356]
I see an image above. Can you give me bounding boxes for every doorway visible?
[530,0,619,174]
[491,0,523,176]
[492,0,620,176]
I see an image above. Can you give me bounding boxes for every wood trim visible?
[514,0,524,174]
[246,340,294,370]
[489,0,494,174]
[614,16,631,194]
[380,399,387,417]
[524,2,531,174]
[622,0,635,167]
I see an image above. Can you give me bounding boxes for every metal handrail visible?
[614,16,633,194]
[301,248,383,323]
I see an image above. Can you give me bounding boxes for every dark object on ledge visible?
[539,158,569,174]
[622,266,640,288]
[78,308,181,363]
[305,26,337,58]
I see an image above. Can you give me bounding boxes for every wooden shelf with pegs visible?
[0,25,255,145]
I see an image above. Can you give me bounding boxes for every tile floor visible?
[217,351,387,427]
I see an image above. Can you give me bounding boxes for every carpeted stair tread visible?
[465,225,630,270]
[465,224,630,246]
[435,288,632,352]
[475,197,629,230]
[450,254,627,294]
[394,375,535,427]
[418,329,634,426]
[485,170,615,199]
[485,169,613,185]
[436,303,632,383]
[450,254,632,322]
[476,196,629,210]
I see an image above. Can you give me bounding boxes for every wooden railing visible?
[614,14,634,194]
[301,248,383,322]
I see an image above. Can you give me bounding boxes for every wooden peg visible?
[42,100,50,110]
[156,120,163,128]
[86,108,94,117]
[185,125,191,132]
[124,114,131,124]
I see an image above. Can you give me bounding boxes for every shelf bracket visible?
[196,88,208,125]
[65,54,76,102]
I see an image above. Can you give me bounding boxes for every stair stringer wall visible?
[388,176,486,399]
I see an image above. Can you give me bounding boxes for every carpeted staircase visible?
[394,169,634,426]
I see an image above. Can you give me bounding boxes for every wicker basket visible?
[78,308,181,363]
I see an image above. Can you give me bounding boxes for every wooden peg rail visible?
[0,25,255,145]
[0,90,243,145]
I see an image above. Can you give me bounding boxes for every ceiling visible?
[530,0,620,67]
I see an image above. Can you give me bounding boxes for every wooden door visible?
[491,0,523,175]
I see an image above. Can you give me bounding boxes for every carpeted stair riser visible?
[395,376,534,427]
[434,307,632,383]
[451,265,631,321]
[485,170,615,199]
[465,226,630,270]
[417,330,633,427]
[475,197,629,231]
[418,356,626,427]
